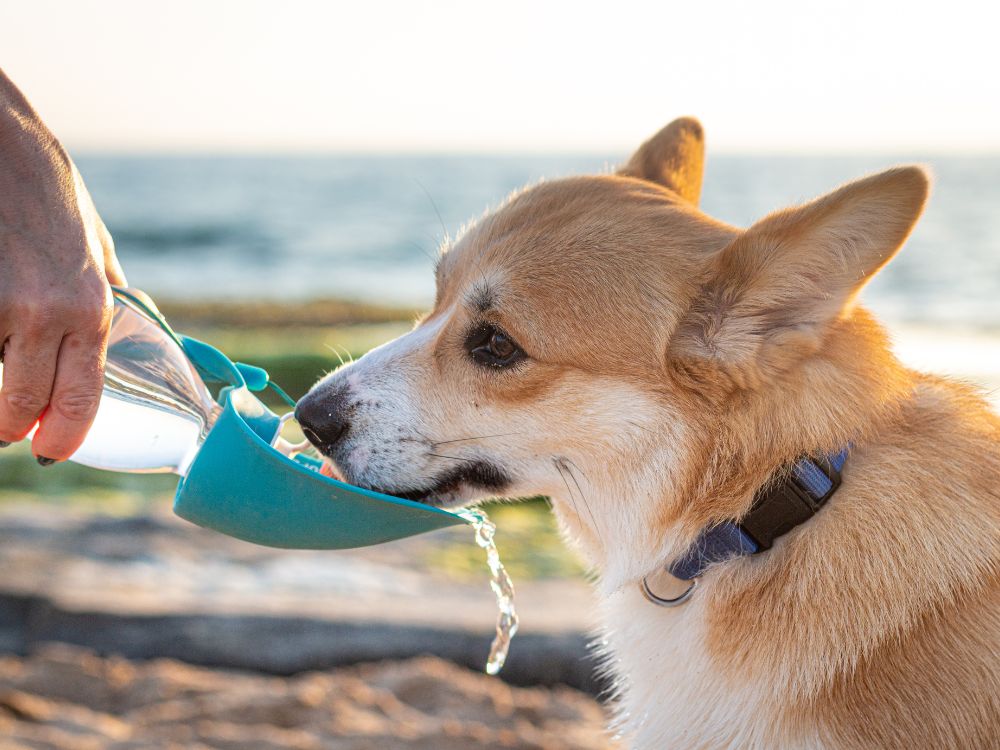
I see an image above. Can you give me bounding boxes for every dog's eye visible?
[466,324,526,369]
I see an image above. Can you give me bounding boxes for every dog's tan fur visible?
[303,118,1000,748]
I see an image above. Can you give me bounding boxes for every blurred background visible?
[1,1,998,748]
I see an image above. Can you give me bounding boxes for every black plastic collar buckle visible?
[739,456,843,551]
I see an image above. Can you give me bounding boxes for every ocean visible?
[76,153,1000,330]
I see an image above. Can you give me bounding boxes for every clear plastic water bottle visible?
[68,289,222,475]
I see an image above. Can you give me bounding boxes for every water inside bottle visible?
[70,292,221,474]
[74,393,210,474]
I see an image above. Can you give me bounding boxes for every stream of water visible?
[458,507,520,675]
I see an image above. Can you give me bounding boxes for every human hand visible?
[0,69,126,463]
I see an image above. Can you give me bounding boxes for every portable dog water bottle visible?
[69,288,467,548]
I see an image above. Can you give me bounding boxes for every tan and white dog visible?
[296,119,1000,749]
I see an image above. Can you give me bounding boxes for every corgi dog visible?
[296,118,1000,749]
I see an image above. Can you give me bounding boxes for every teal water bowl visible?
[172,336,467,549]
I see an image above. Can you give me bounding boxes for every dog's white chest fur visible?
[601,586,811,750]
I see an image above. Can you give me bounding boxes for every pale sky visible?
[2,0,998,154]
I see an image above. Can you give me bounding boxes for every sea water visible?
[78,154,1000,330]
[457,507,520,675]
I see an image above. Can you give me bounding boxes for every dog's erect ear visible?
[619,117,705,205]
[618,117,705,206]
[670,166,929,389]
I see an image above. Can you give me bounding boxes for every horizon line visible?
[72,147,1000,159]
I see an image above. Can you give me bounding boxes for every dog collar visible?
[641,447,848,606]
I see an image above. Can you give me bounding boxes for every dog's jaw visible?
[359,459,513,508]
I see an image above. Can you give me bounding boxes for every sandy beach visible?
[0,646,612,750]
[0,503,607,750]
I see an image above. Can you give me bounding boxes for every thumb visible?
[98,218,127,286]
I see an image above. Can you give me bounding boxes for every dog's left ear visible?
[670,166,929,389]
[619,117,705,205]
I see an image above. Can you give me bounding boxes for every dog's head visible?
[297,118,927,578]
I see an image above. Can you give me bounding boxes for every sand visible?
[0,644,614,750]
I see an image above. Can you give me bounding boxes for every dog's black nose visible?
[295,389,349,450]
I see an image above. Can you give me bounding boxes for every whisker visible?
[563,456,591,481]
[413,428,437,445]
[334,344,354,365]
[428,452,474,463]
[408,239,438,265]
[434,432,522,446]
[324,343,346,368]
[414,177,450,246]
[557,457,604,548]
[553,459,583,526]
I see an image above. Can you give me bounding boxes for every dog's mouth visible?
[305,429,511,508]
[362,461,511,507]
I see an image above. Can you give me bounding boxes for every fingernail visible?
[36,456,57,466]
[0,441,10,448]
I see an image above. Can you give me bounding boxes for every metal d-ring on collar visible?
[640,574,698,607]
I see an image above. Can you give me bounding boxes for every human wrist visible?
[0,69,68,172]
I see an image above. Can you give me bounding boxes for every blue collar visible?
[666,447,849,582]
